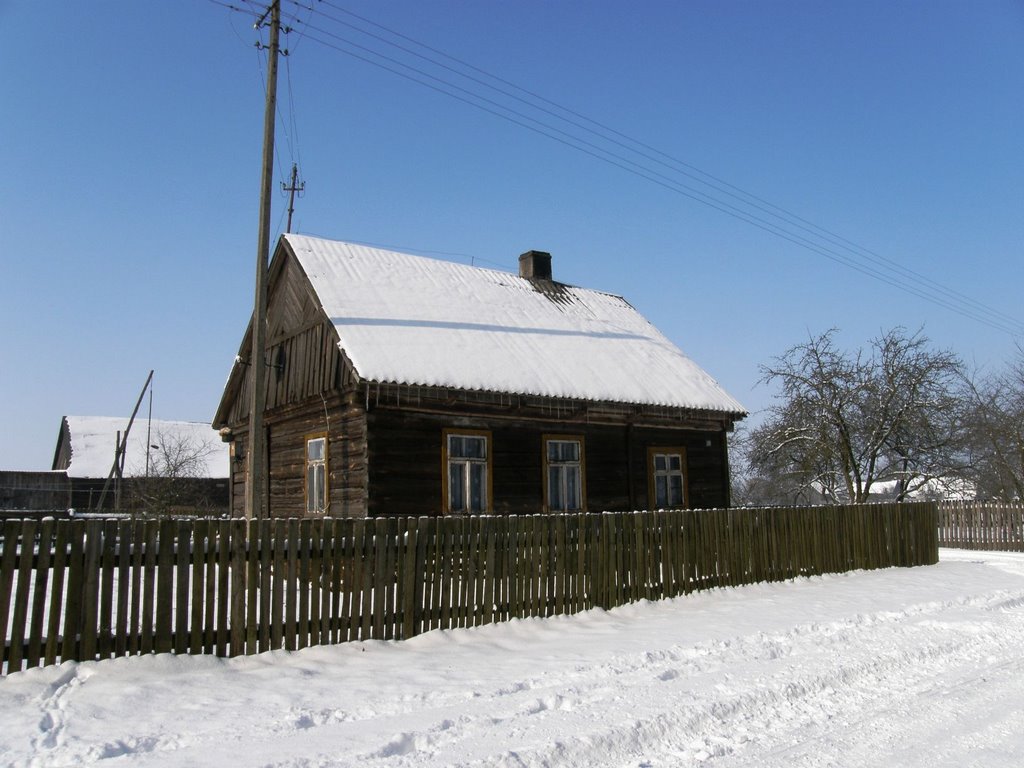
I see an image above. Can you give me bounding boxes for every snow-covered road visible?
[2,549,1022,767]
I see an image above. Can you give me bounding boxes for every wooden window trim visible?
[542,434,586,513]
[647,446,688,510]
[305,432,329,515]
[441,428,493,514]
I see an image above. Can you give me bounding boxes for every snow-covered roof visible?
[871,477,977,502]
[285,235,746,414]
[59,416,229,479]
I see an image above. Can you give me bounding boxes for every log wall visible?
[365,408,731,517]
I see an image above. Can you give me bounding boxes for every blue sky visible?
[2,0,1022,471]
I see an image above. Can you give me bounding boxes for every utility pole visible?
[282,163,304,233]
[246,0,281,521]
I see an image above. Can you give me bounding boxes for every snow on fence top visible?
[59,416,229,479]
[286,235,746,415]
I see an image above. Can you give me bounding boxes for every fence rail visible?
[938,501,1024,551]
[1,503,938,675]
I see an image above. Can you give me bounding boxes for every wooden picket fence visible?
[938,501,1024,551]
[1,502,938,675]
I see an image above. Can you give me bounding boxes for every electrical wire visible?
[252,16,291,198]
[285,16,1021,334]
[293,3,1024,337]
[205,0,261,19]
[284,52,303,172]
[216,1,1022,338]
[340,239,513,271]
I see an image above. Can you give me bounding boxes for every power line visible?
[253,23,291,201]
[284,52,303,171]
[205,0,261,18]
[339,238,513,271]
[239,1,1023,337]
[291,4,1024,337]
[220,1,306,244]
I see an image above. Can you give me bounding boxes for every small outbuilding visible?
[214,235,746,518]
[0,471,71,517]
[52,416,230,514]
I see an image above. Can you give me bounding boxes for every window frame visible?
[542,434,586,513]
[647,446,688,510]
[305,432,329,515]
[441,428,493,515]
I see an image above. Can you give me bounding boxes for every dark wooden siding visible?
[222,253,357,427]
[365,408,731,517]
[628,426,730,510]
[226,319,350,425]
[0,471,71,512]
[231,394,368,519]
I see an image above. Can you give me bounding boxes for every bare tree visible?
[745,328,968,503]
[128,428,217,518]
[964,349,1024,500]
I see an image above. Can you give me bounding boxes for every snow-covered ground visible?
[2,548,1022,767]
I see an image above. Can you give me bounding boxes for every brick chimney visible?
[518,250,552,280]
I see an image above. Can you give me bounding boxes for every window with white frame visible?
[306,435,328,514]
[545,437,584,512]
[444,431,490,514]
[649,448,686,509]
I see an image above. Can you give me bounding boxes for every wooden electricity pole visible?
[246,0,281,521]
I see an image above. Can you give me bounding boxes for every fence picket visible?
[340,518,357,643]
[27,519,54,668]
[297,519,312,650]
[45,520,69,666]
[247,519,261,654]
[230,519,246,657]
[190,519,208,656]
[328,519,344,644]
[97,519,116,660]
[372,518,387,640]
[0,521,18,667]
[154,519,175,655]
[114,520,131,658]
[175,520,192,655]
[358,519,374,641]
[399,517,416,640]
[79,519,103,662]
[8,519,38,672]
[270,519,285,649]
[286,519,300,649]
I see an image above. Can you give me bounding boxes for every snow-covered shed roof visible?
[285,235,745,415]
[54,416,229,479]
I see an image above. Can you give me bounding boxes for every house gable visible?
[214,246,359,429]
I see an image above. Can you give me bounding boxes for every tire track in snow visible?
[332,590,1024,767]
[140,586,1024,767]
[9,565,1023,768]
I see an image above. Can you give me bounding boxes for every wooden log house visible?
[213,235,746,518]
